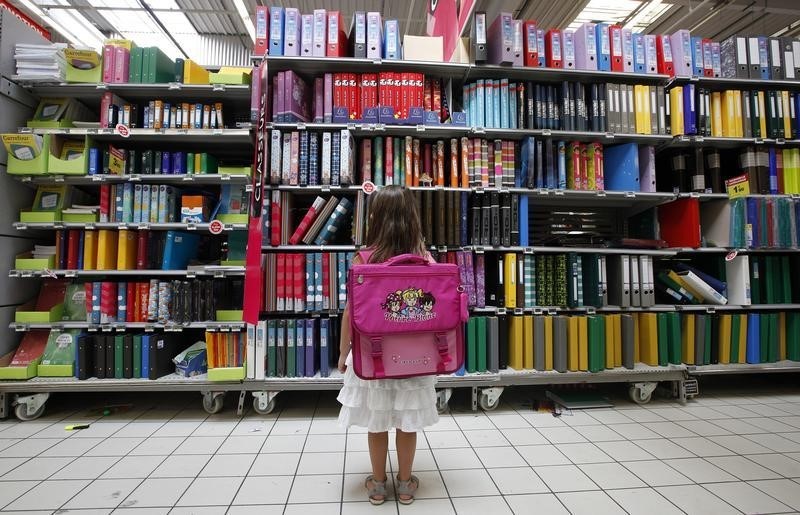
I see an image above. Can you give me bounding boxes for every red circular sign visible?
[362,181,376,195]
[725,250,738,262]
[115,124,130,138]
[209,220,224,235]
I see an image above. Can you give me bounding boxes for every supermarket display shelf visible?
[8,266,245,278]
[668,74,800,91]
[25,82,251,104]
[9,321,245,332]
[26,127,253,144]
[14,174,252,185]
[688,360,800,375]
[13,222,247,231]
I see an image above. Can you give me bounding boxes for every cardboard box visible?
[403,35,444,61]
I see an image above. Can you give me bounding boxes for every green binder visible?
[129,47,143,83]
[286,319,296,378]
[730,315,741,364]
[596,316,606,372]
[114,335,124,379]
[788,313,800,360]
[768,313,779,363]
[780,256,792,303]
[466,318,477,373]
[133,335,142,377]
[477,317,487,372]
[668,312,681,364]
[141,47,151,84]
[750,257,762,304]
[760,313,770,363]
[554,255,568,307]
[267,320,277,377]
[656,313,669,366]
[764,256,776,304]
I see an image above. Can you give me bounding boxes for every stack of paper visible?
[13,43,68,83]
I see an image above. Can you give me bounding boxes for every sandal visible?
[396,474,419,505]
[365,475,387,505]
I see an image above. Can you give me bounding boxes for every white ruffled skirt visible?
[337,351,439,433]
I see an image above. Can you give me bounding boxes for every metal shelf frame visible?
[13,174,252,185]
[13,222,247,232]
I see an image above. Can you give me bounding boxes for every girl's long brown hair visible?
[365,185,426,263]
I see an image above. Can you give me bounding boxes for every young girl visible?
[337,185,439,505]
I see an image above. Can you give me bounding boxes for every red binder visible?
[126,282,136,323]
[326,11,347,57]
[276,253,286,311]
[545,29,563,68]
[523,21,538,67]
[136,231,148,270]
[656,35,675,76]
[610,25,624,72]
[658,198,701,248]
[66,230,80,269]
[100,282,118,323]
[293,254,304,309]
[702,39,714,77]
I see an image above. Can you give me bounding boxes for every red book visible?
[100,281,118,323]
[423,76,432,110]
[610,25,624,72]
[36,279,69,311]
[523,21,538,67]
[136,231,149,270]
[545,29,563,68]
[333,73,344,108]
[360,139,372,182]
[294,253,304,310]
[99,185,111,222]
[321,252,330,309]
[416,73,424,111]
[66,230,80,269]
[658,198,701,248]
[348,73,359,119]
[102,44,115,83]
[84,282,93,320]
[270,190,281,247]
[10,330,49,366]
[424,143,433,181]
[385,137,394,185]
[289,196,326,245]
[276,253,286,311]
[138,282,149,322]
[656,34,675,76]
[432,78,442,121]
[285,253,294,311]
[126,282,135,322]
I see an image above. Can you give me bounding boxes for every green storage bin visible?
[208,365,245,381]
[20,211,61,223]
[37,364,73,377]
[15,301,64,323]
[215,310,243,322]
[15,252,56,270]
[62,212,99,223]
[65,63,102,83]
[47,135,91,176]
[217,214,248,224]
[218,166,252,176]
[26,119,74,129]
[0,358,41,380]
[6,134,49,175]
[209,72,251,85]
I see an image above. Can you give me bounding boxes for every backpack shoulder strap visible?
[356,249,374,263]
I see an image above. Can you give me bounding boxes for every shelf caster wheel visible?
[628,382,657,405]
[202,392,224,414]
[252,392,278,415]
[13,393,49,421]
[436,388,452,414]
[478,387,504,411]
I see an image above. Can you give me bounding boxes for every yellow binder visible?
[508,315,524,370]
[605,314,615,369]
[639,312,658,366]
[504,253,517,308]
[635,85,651,135]
[578,316,588,371]
[682,314,695,365]
[782,91,792,138]
[669,87,684,136]
[738,314,747,363]
[544,316,553,370]
[722,91,735,137]
[96,230,119,270]
[613,314,622,368]
[779,312,787,360]
[82,230,98,270]
[719,314,732,364]
[710,92,723,137]
[732,90,743,138]
[567,316,579,371]
[117,230,137,270]
[183,59,210,84]
[667,270,703,302]
[758,91,767,139]
[523,315,534,370]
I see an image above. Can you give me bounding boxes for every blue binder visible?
[269,7,284,56]
[691,37,703,76]
[161,231,201,270]
[296,320,305,378]
[683,84,697,135]
[557,141,566,189]
[603,143,640,192]
[633,33,646,73]
[768,148,778,194]
[519,196,529,247]
[305,319,316,377]
[141,334,150,378]
[596,23,611,71]
[746,313,760,363]
[319,318,330,377]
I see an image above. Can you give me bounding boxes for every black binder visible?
[94,336,106,379]
[104,336,114,378]
[123,334,134,379]
[76,334,93,380]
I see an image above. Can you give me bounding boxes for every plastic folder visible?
[671,30,693,76]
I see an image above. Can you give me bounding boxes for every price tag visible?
[625,191,636,198]
[211,128,223,135]
[776,138,786,145]
[416,125,426,132]
[496,308,507,315]
[137,223,149,230]
[168,82,181,90]
[725,174,750,198]
[212,83,225,92]
[297,122,306,130]
[605,132,615,139]
[186,223,197,231]
[91,175,104,182]
[209,219,224,235]
[129,174,141,181]
[473,127,485,135]
[541,129,552,136]
[725,250,739,262]
[695,136,704,143]
[115,124,131,138]
[362,181,376,195]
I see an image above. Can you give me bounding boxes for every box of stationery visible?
[206,331,246,381]
[209,67,252,85]
[214,184,248,224]
[36,330,78,377]
[19,185,70,223]
[2,134,49,175]
[215,310,244,322]
[47,135,93,175]
[0,331,48,380]
[15,280,69,323]
[27,98,94,129]
[218,165,252,176]
[62,205,99,223]
[64,48,102,83]
[173,341,208,378]
[15,250,56,270]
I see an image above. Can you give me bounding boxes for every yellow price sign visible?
[725,174,750,199]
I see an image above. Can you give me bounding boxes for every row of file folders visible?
[245,318,334,379]
[705,197,800,249]
[465,311,800,374]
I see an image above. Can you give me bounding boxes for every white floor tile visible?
[129,437,184,456]
[397,498,454,514]
[441,468,499,497]
[151,421,202,438]
[749,478,800,510]
[744,404,793,417]
[216,435,266,454]
[86,437,146,457]
[500,427,547,446]
[0,480,38,510]
[0,456,27,476]
[559,411,599,426]
[663,457,738,483]
[648,407,698,421]
[642,422,698,439]
[190,421,237,437]
[424,431,469,449]
[744,433,800,453]
[341,500,398,515]
[345,433,370,452]
[64,478,142,509]
[199,453,256,477]
[170,507,227,515]
[675,419,731,437]
[703,481,792,514]
[262,434,307,453]
[557,442,613,464]
[51,456,120,480]
[172,436,225,455]
[150,455,211,478]
[587,410,634,425]
[303,433,346,452]
[580,462,647,489]
[1,456,73,480]
[520,413,567,428]
[70,422,129,438]
[556,490,626,515]
[431,447,482,470]
[487,414,531,429]
[709,418,766,434]
[744,417,798,433]
[5,479,91,510]
[505,493,569,515]
[399,470,448,499]
[774,416,800,429]
[474,446,526,468]
[622,460,693,487]
[632,438,695,459]
[606,487,683,515]
[288,474,343,503]
[250,452,301,475]
[534,464,598,492]
[463,429,509,447]
[516,444,571,466]
[1,423,56,439]
[452,496,513,514]
[231,418,275,436]
[574,424,624,442]
[284,503,342,514]
[452,413,494,430]
[671,437,735,457]
[101,455,164,479]
[595,440,654,461]
[176,476,243,506]
[706,455,781,480]
[232,476,293,505]
[605,423,661,440]
[226,505,284,515]
[712,435,786,456]
[617,409,668,423]
[39,437,105,457]
[297,451,345,474]
[113,422,164,438]
[119,477,193,508]
[655,484,739,515]
[537,426,588,444]
[270,419,311,436]
[0,438,23,453]
[487,467,548,494]
[748,452,800,477]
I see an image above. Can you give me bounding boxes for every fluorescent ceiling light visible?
[624,0,668,31]
[21,0,106,48]
[233,0,255,42]
[567,0,669,32]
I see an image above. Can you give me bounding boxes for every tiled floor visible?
[2,378,800,514]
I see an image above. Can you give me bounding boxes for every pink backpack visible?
[349,252,468,380]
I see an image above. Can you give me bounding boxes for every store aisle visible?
[2,382,800,515]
